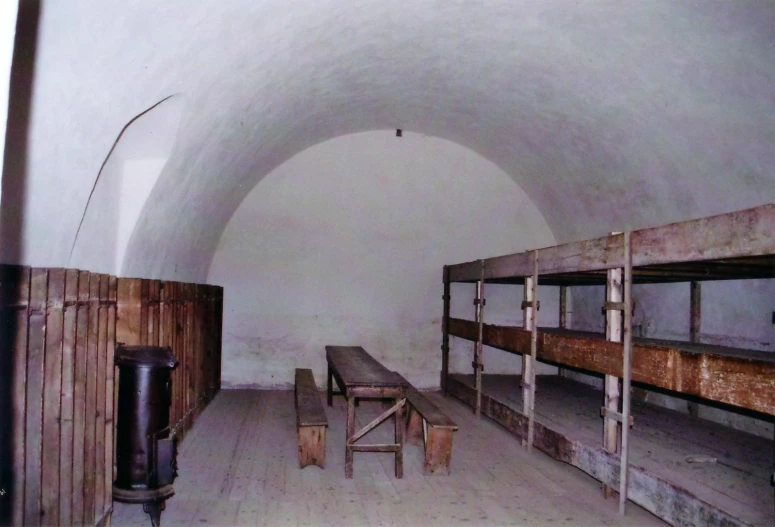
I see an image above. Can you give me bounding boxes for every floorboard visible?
[112,388,666,526]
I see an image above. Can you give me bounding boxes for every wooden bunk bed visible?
[441,204,775,527]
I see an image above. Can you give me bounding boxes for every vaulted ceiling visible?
[4,1,775,281]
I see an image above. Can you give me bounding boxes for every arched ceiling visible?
[10,1,775,281]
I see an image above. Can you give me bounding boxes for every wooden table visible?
[325,345,406,478]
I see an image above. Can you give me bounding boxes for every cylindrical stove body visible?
[113,346,178,526]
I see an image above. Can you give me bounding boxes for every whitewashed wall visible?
[208,131,555,389]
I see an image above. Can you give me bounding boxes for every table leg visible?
[345,395,355,478]
[395,396,405,479]
[327,363,333,407]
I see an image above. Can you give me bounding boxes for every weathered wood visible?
[447,375,748,527]
[116,278,142,346]
[105,275,117,520]
[522,271,536,449]
[24,269,48,526]
[72,271,91,526]
[94,274,109,521]
[448,318,775,416]
[83,273,101,526]
[59,269,79,526]
[441,267,450,394]
[618,231,634,514]
[603,265,622,499]
[8,266,31,527]
[295,369,327,469]
[326,346,406,479]
[395,372,458,475]
[447,260,480,282]
[473,268,484,417]
[41,269,65,522]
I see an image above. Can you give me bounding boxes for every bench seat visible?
[295,368,328,469]
[395,373,458,475]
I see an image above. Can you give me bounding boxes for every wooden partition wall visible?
[116,278,223,441]
[1,265,223,527]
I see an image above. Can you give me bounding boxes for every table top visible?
[325,346,402,387]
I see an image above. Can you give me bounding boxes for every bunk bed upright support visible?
[523,251,539,451]
[558,286,568,378]
[473,261,485,418]
[441,266,451,395]
[603,243,623,499]
[618,231,634,515]
[688,281,701,417]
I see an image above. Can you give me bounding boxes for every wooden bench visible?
[295,368,328,469]
[395,373,458,475]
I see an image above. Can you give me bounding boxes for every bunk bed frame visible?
[441,203,775,527]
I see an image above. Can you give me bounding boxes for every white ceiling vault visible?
[5,1,775,281]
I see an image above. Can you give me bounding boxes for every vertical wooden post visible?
[473,261,485,418]
[41,269,65,523]
[25,268,48,527]
[603,261,623,499]
[83,273,101,526]
[441,266,451,395]
[619,231,634,515]
[688,282,701,418]
[521,277,535,448]
[106,276,117,514]
[526,251,539,451]
[9,266,31,527]
[558,285,568,378]
[94,275,109,521]
[116,278,142,347]
[59,269,79,526]
[72,271,91,526]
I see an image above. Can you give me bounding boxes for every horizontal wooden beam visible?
[448,318,775,415]
[447,376,747,527]
[446,204,775,283]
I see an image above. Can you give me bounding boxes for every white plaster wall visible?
[0,1,18,195]
[208,131,555,389]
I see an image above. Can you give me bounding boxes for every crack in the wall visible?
[67,94,176,266]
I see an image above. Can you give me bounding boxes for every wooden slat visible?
[631,203,775,267]
[82,273,100,526]
[58,269,78,526]
[41,269,65,523]
[295,369,328,427]
[449,318,775,415]
[71,271,90,526]
[8,265,31,527]
[116,278,142,346]
[483,252,534,280]
[447,260,480,282]
[105,275,117,521]
[93,275,109,521]
[447,376,746,527]
[24,268,48,526]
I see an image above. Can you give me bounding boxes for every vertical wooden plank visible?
[148,280,161,347]
[688,282,701,418]
[140,279,149,345]
[115,278,141,347]
[441,267,451,395]
[41,269,65,524]
[8,265,31,527]
[521,272,535,449]
[473,262,485,418]
[215,286,223,393]
[105,275,117,521]
[170,282,181,433]
[25,268,48,526]
[603,265,623,499]
[526,251,539,452]
[83,273,101,526]
[558,286,569,379]
[618,231,634,515]
[93,275,109,521]
[71,271,91,526]
[59,269,79,526]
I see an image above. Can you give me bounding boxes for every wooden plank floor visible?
[112,389,665,526]
[452,374,775,526]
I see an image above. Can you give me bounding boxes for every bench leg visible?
[406,407,424,446]
[424,427,454,476]
[345,396,355,478]
[298,426,326,469]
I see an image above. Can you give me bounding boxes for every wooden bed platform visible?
[441,203,775,526]
[447,374,774,526]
